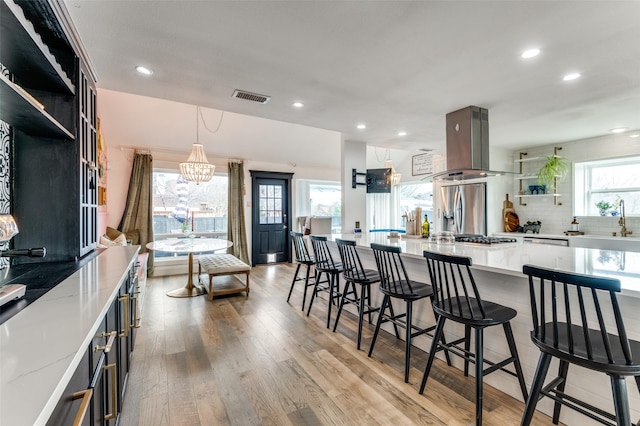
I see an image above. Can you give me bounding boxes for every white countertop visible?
[0,246,139,426]
[326,233,640,297]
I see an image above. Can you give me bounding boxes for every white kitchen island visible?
[323,233,640,425]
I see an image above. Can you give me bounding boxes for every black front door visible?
[250,171,293,266]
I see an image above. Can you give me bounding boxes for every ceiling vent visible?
[232,89,271,104]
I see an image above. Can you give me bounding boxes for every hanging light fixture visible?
[180,106,215,184]
[384,150,401,186]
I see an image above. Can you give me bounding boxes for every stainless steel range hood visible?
[424,106,511,181]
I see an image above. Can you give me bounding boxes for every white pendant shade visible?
[179,143,215,183]
[384,159,401,186]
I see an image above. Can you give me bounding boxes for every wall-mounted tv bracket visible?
[352,169,366,188]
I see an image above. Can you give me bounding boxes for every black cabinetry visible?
[46,260,139,426]
[0,0,97,262]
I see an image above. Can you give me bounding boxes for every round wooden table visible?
[146,238,232,298]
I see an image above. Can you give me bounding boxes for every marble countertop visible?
[0,246,139,426]
[326,233,640,297]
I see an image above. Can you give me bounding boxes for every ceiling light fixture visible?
[357,124,367,130]
[630,134,639,138]
[292,101,304,108]
[397,131,407,137]
[135,66,153,75]
[610,127,628,134]
[180,106,222,184]
[563,73,581,81]
[521,48,540,59]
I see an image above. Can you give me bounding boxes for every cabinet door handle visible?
[104,363,118,420]
[131,295,141,328]
[95,330,117,353]
[119,294,130,338]
[71,388,93,426]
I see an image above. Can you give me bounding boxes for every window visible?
[368,182,433,231]
[574,156,640,216]
[153,170,228,258]
[296,180,341,232]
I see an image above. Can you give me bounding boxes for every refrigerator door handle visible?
[454,188,463,234]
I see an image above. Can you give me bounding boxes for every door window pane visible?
[259,184,283,224]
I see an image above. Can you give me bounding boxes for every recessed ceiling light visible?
[610,127,628,134]
[563,73,581,81]
[398,131,407,136]
[521,48,540,59]
[357,124,366,130]
[292,101,304,108]
[630,134,639,138]
[135,66,153,75]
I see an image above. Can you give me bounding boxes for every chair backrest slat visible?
[336,238,370,281]
[371,243,413,295]
[523,264,632,366]
[310,235,338,270]
[290,231,313,263]
[423,251,486,320]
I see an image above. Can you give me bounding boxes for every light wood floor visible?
[119,262,558,426]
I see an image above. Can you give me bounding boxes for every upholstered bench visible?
[198,254,251,300]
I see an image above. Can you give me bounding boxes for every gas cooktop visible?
[455,235,518,245]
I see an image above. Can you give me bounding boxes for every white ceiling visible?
[65,1,640,168]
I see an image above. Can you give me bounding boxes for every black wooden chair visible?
[333,238,381,350]
[368,243,450,383]
[420,251,528,426]
[307,236,343,328]
[521,265,640,426]
[287,231,317,311]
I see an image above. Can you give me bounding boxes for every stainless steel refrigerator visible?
[440,182,486,235]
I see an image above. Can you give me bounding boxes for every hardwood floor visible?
[119,263,559,426]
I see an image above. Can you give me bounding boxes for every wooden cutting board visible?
[502,194,518,232]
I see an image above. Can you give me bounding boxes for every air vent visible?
[232,89,271,104]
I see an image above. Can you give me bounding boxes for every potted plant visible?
[537,155,569,192]
[595,200,612,216]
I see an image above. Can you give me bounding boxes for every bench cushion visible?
[199,254,250,275]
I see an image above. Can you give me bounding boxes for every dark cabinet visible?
[46,260,138,426]
[0,0,97,263]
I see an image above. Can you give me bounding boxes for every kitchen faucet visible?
[618,199,632,237]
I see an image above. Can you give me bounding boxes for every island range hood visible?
[424,105,511,181]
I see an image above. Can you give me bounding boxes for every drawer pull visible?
[104,363,118,420]
[95,331,117,353]
[131,295,141,328]
[71,388,92,426]
[119,294,130,338]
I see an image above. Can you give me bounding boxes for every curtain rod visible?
[119,145,245,163]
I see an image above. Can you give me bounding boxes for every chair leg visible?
[504,322,528,402]
[474,327,484,426]
[326,273,336,328]
[386,299,401,339]
[419,315,446,394]
[520,352,552,426]
[368,295,389,357]
[332,280,352,332]
[464,325,471,376]
[287,263,302,303]
[404,300,412,383]
[366,284,374,324]
[356,284,366,350]
[306,271,324,317]
[300,264,312,311]
[610,374,631,426]
[552,360,569,424]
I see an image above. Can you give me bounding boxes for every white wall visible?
[509,132,640,235]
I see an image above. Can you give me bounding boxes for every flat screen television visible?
[366,168,392,193]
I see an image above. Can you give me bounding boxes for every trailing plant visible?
[537,155,569,190]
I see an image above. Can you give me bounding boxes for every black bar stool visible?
[420,251,528,426]
[287,231,317,311]
[521,265,640,426]
[368,243,450,383]
[307,235,343,328]
[333,238,381,350]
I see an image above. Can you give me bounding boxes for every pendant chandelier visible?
[180,106,215,184]
[384,156,401,186]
